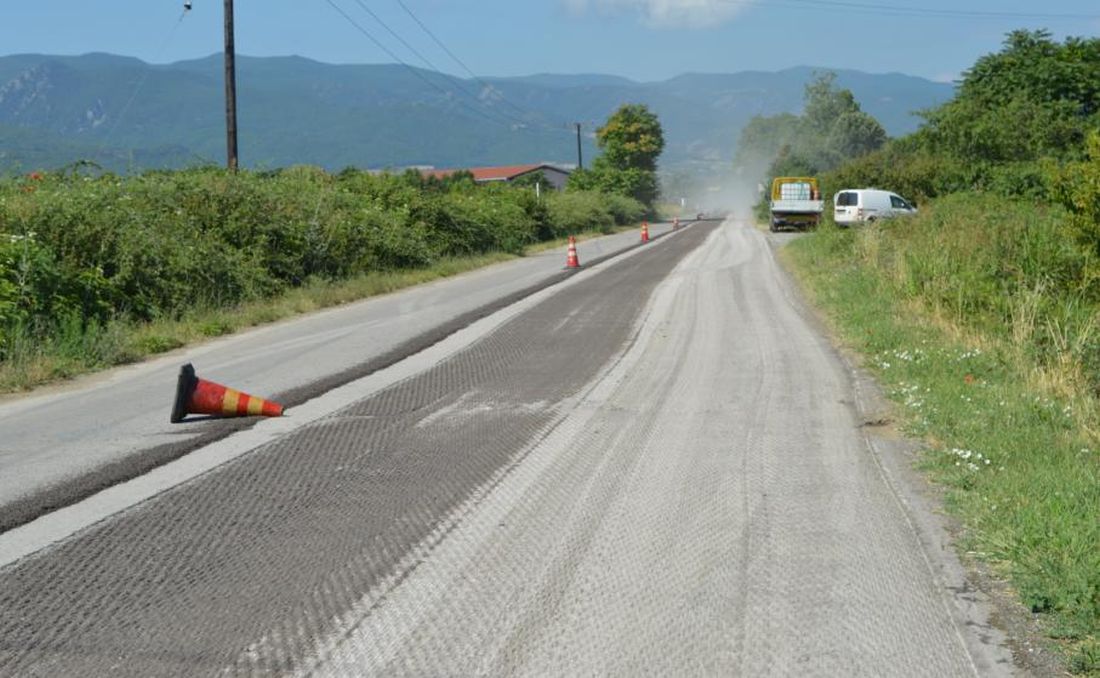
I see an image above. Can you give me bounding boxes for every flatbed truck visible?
[769,176,824,232]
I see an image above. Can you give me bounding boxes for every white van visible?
[833,188,917,226]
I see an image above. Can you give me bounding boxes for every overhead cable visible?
[98,8,190,157]
[321,0,531,131]
[347,0,536,129]
[391,0,541,121]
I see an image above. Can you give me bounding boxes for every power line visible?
[321,0,529,131]
[345,0,536,130]
[390,0,539,121]
[96,8,190,162]
[392,0,475,76]
[349,0,446,78]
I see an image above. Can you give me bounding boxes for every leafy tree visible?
[920,29,1100,163]
[767,145,819,180]
[565,167,597,193]
[735,72,886,192]
[816,29,1100,205]
[827,111,888,161]
[802,73,860,135]
[596,104,665,172]
[567,161,661,208]
[799,73,886,169]
[598,164,660,207]
[569,103,665,209]
[960,29,1100,116]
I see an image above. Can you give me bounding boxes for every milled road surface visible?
[0,222,675,533]
[0,220,1016,676]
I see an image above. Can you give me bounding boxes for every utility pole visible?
[224,0,239,171]
[575,123,583,170]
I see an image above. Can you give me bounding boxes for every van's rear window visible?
[837,192,858,206]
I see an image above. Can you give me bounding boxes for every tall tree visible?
[570,103,665,209]
[827,111,888,160]
[596,104,665,172]
[921,30,1100,162]
[802,73,860,136]
[737,72,886,182]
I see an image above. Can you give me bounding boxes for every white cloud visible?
[564,0,746,29]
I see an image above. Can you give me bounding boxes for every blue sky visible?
[2,1,1098,83]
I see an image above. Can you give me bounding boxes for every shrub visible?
[545,191,615,236]
[0,167,640,362]
[1050,131,1100,260]
[853,193,1100,390]
[602,193,647,225]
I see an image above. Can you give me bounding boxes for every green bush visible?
[545,191,616,236]
[920,30,1100,165]
[1050,131,1100,260]
[0,167,634,360]
[821,143,1056,205]
[602,193,647,225]
[852,193,1100,389]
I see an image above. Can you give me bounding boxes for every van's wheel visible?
[769,220,779,232]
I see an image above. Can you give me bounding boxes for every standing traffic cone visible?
[673,217,680,230]
[170,363,284,423]
[641,221,650,243]
[566,235,581,269]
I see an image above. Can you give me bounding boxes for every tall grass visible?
[786,194,1100,673]
[0,167,644,391]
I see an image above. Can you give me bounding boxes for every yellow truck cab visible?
[768,177,824,232]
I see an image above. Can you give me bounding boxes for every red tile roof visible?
[421,163,559,182]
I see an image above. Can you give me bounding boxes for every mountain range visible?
[0,53,955,175]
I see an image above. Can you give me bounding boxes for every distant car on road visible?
[833,188,917,226]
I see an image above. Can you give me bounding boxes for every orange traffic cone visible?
[566,235,580,269]
[170,363,284,423]
[641,221,650,243]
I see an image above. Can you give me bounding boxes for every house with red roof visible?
[421,163,573,190]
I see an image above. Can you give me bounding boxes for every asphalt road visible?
[0,221,676,532]
[0,219,1018,676]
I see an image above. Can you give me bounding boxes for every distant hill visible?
[0,53,954,175]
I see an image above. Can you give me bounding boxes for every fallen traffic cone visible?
[641,221,650,243]
[170,363,284,423]
[566,235,581,268]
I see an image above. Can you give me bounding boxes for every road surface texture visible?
[0,219,1017,676]
[0,221,676,532]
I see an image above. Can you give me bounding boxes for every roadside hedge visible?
[0,167,643,357]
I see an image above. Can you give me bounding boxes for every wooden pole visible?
[575,123,583,170]
[224,0,239,171]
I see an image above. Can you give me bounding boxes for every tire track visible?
[0,224,715,677]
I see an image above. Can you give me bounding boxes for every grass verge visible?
[783,199,1099,674]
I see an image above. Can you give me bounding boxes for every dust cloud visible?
[661,153,772,221]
